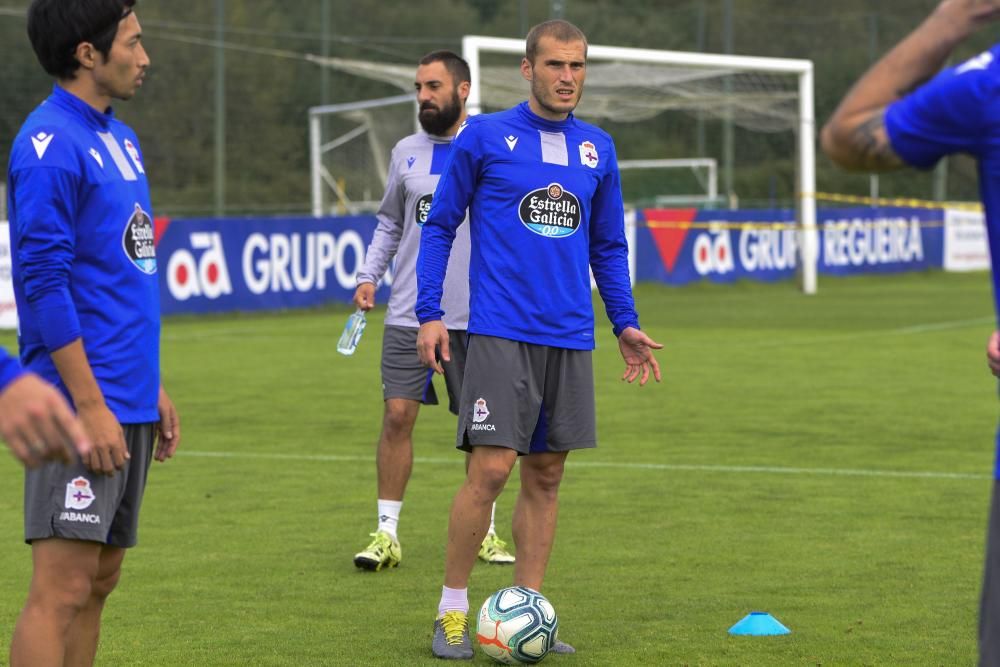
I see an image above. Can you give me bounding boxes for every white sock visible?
[438,585,469,616]
[488,502,497,536]
[377,499,402,540]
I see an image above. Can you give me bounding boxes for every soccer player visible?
[820,1,1000,663]
[0,349,91,468]
[416,20,662,659]
[351,50,515,571]
[7,1,180,665]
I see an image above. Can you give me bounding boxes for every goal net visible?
[309,93,418,216]
[309,41,817,291]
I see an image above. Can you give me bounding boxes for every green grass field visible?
[0,271,997,665]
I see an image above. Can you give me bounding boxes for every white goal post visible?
[618,158,719,207]
[461,36,818,294]
[309,93,418,217]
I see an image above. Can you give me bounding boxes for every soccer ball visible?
[476,586,558,664]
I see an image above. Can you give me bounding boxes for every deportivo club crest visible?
[473,398,490,423]
[579,140,598,168]
[517,183,582,239]
[123,138,146,174]
[122,202,157,274]
[65,476,96,510]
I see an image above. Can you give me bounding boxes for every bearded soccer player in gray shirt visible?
[351,50,515,571]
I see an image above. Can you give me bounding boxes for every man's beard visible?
[419,90,462,136]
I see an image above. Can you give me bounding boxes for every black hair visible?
[419,50,471,86]
[27,0,137,79]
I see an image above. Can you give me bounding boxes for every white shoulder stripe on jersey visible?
[96,131,138,181]
[539,130,568,166]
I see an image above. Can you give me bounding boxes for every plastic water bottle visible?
[336,308,367,356]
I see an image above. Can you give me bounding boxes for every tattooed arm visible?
[821,0,1000,171]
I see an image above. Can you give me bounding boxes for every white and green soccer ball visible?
[476,586,558,664]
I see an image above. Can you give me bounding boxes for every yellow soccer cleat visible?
[353,531,401,571]
[478,533,516,565]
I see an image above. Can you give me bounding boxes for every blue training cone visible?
[728,611,791,636]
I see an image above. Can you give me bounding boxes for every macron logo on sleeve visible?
[31,132,54,159]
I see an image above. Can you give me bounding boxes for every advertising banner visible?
[158,212,634,316]
[943,208,990,272]
[818,207,942,276]
[1,205,970,325]
[634,207,946,285]
[156,215,392,315]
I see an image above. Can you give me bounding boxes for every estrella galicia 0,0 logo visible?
[517,183,581,238]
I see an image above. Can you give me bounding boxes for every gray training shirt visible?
[357,131,471,329]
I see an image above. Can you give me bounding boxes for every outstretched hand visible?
[617,327,663,386]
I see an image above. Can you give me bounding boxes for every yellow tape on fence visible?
[810,192,982,212]
[640,219,948,230]
[634,193,980,230]
[641,220,795,230]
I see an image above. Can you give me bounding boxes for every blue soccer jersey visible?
[886,44,1000,295]
[7,86,160,423]
[885,45,1000,477]
[416,101,638,350]
[0,349,24,391]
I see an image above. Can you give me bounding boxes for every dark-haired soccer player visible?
[351,50,515,572]
[821,1,1000,664]
[416,19,662,659]
[7,1,179,665]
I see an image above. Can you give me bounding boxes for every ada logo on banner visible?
[690,228,798,276]
[692,231,734,275]
[166,232,232,301]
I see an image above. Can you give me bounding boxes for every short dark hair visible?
[525,19,588,64]
[419,50,471,86]
[27,0,137,79]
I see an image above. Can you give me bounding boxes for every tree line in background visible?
[0,0,989,216]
